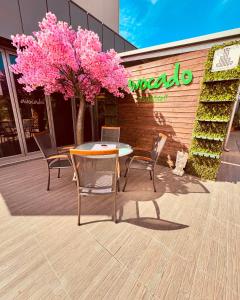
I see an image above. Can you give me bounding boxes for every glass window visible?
[51,93,74,147]
[88,15,103,44]
[18,0,47,35]
[9,54,49,153]
[69,3,88,30]
[124,41,136,51]
[114,35,125,53]
[47,0,70,23]
[103,25,114,52]
[0,53,21,158]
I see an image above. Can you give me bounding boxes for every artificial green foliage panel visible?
[194,121,227,135]
[204,40,240,82]
[191,139,223,156]
[196,102,233,121]
[193,122,227,141]
[186,157,221,180]
[187,40,240,180]
[200,81,239,101]
[193,135,224,142]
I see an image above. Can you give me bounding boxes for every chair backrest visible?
[33,131,58,158]
[70,149,119,193]
[150,133,167,163]
[101,126,120,142]
[3,126,14,135]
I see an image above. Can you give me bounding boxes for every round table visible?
[76,141,133,157]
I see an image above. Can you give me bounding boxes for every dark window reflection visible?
[95,100,105,140]
[0,53,21,158]
[10,54,49,153]
[51,93,74,147]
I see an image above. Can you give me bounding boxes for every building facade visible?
[0,0,136,165]
[118,29,240,180]
[73,0,119,33]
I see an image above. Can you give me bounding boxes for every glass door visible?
[0,48,75,163]
[51,93,75,147]
[0,50,22,158]
[7,52,50,153]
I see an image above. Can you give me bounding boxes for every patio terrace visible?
[0,159,239,299]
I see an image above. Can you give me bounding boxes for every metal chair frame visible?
[70,148,119,225]
[123,133,167,192]
[101,126,120,142]
[33,131,72,191]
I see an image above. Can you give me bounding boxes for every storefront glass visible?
[9,54,49,152]
[0,52,21,158]
[51,93,74,147]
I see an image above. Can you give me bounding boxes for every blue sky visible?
[120,0,239,48]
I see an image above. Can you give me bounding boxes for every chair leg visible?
[77,193,81,226]
[117,179,120,192]
[152,170,157,192]
[124,159,129,177]
[47,167,50,191]
[122,168,130,192]
[57,168,61,178]
[113,191,117,223]
[149,171,152,180]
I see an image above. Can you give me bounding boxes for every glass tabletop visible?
[76,141,133,157]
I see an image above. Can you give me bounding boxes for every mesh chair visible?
[123,133,167,192]
[70,149,119,225]
[33,132,72,191]
[101,126,120,142]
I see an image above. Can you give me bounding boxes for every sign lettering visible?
[128,62,193,92]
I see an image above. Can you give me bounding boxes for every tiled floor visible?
[218,130,240,182]
[0,159,239,299]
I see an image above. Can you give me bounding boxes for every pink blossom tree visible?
[11,12,130,144]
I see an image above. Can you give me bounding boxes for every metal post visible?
[71,97,77,145]
[45,95,56,148]
[90,105,95,141]
[223,85,240,151]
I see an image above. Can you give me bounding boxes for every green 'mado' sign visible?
[128,62,193,92]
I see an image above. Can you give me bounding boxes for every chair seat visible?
[126,157,154,170]
[80,186,114,195]
[49,159,71,168]
[79,172,117,195]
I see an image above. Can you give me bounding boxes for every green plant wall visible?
[187,40,240,180]
[204,41,240,82]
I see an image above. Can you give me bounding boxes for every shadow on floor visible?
[0,159,209,223]
[120,165,210,196]
[124,217,189,231]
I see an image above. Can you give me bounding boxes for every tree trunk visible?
[76,96,85,145]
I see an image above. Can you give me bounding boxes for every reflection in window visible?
[51,93,74,147]
[10,54,49,153]
[0,53,21,158]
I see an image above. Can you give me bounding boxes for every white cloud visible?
[120,7,142,47]
[149,0,158,4]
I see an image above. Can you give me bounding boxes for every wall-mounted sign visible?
[137,94,168,103]
[211,44,240,72]
[128,62,193,92]
[20,98,45,105]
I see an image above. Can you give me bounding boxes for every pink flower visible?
[11,12,130,102]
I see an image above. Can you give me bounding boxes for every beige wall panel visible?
[73,0,119,32]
